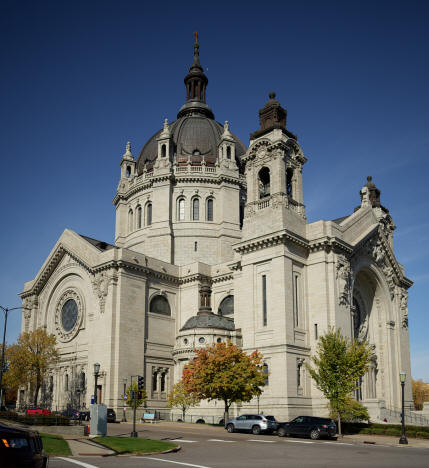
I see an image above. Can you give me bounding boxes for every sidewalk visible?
[61,435,116,456]
[342,433,429,449]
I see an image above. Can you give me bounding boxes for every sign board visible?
[91,395,95,404]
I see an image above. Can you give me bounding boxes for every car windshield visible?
[266,416,276,421]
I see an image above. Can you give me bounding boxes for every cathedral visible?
[19,40,414,422]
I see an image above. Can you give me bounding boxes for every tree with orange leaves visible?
[182,341,267,422]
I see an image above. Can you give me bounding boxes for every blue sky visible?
[0,0,428,381]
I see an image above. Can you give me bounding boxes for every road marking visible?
[56,458,99,468]
[170,439,197,443]
[207,438,235,442]
[284,440,314,444]
[247,439,276,443]
[324,441,354,446]
[144,457,213,468]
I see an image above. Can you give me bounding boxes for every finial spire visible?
[122,141,134,161]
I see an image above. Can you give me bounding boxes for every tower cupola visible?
[120,141,136,179]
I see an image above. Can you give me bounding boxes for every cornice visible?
[233,229,309,255]
[309,236,353,255]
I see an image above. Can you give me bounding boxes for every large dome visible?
[137,38,247,174]
[136,115,246,174]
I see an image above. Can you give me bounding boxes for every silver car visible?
[225,414,278,435]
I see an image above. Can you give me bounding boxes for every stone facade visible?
[19,44,414,423]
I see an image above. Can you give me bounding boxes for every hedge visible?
[0,411,70,426]
[340,421,429,438]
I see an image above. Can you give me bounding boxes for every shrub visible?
[385,428,400,436]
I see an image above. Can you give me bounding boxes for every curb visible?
[73,444,182,457]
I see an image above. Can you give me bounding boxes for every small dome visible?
[180,313,235,332]
[136,115,246,174]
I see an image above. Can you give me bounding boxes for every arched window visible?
[49,375,54,393]
[192,198,199,221]
[258,167,270,198]
[126,166,131,177]
[65,374,69,392]
[146,203,152,226]
[153,372,158,391]
[206,198,214,222]
[226,146,231,159]
[263,363,269,386]
[177,198,185,221]
[286,168,294,197]
[161,144,166,157]
[80,372,86,391]
[128,209,133,233]
[161,373,166,392]
[150,295,171,316]
[137,206,142,229]
[218,295,234,317]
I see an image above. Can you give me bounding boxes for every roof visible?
[136,114,247,174]
[331,215,350,225]
[78,235,116,251]
[180,313,235,331]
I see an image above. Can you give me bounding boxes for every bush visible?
[330,399,370,424]
[416,432,429,439]
[0,411,70,426]
[385,428,400,436]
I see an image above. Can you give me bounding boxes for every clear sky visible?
[1,0,428,381]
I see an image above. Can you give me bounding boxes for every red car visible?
[25,408,51,416]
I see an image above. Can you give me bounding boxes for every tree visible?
[412,378,429,410]
[167,381,200,421]
[122,381,147,408]
[329,397,370,423]
[182,341,266,422]
[4,329,59,407]
[306,328,372,436]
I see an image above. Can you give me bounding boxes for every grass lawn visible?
[94,436,178,454]
[40,433,72,456]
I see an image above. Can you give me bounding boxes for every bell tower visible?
[241,93,307,239]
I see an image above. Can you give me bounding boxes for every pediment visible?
[20,229,104,297]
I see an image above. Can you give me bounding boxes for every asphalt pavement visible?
[49,421,429,468]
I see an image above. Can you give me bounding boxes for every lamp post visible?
[399,371,408,445]
[122,377,127,422]
[0,305,28,407]
[93,363,100,404]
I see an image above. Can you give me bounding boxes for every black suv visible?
[277,416,337,440]
[0,422,48,467]
[107,408,116,423]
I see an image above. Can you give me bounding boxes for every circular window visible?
[55,289,83,342]
[61,299,78,332]
[184,338,188,345]
[199,337,205,344]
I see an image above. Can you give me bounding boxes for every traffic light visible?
[137,390,142,399]
[138,375,144,390]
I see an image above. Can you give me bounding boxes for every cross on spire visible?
[194,31,199,44]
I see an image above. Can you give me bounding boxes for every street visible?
[49,422,429,468]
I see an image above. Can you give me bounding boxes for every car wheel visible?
[227,424,235,433]
[278,427,287,437]
[252,425,261,435]
[310,429,320,440]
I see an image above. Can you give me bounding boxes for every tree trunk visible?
[338,412,342,438]
[182,406,186,422]
[33,384,40,407]
[224,399,230,427]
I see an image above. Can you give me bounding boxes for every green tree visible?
[182,341,266,422]
[4,329,59,406]
[306,328,372,436]
[167,381,200,421]
[122,381,147,408]
[329,397,370,423]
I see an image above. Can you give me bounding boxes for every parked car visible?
[0,422,48,468]
[24,408,51,416]
[277,416,337,440]
[225,414,278,435]
[107,408,116,423]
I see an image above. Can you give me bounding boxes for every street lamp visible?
[0,305,29,407]
[399,371,408,445]
[122,377,127,422]
[93,363,100,404]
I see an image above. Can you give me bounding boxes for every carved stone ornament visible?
[400,288,409,328]
[336,255,352,307]
[55,289,84,342]
[91,272,118,314]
